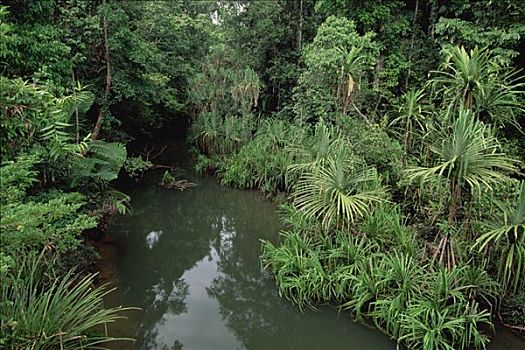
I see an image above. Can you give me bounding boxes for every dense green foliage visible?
[188,1,525,349]
[2,0,524,349]
[2,252,132,349]
[0,1,154,347]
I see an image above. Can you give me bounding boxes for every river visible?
[100,170,525,350]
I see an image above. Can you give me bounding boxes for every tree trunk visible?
[405,0,419,89]
[403,123,410,150]
[373,20,385,114]
[448,178,461,224]
[91,1,111,140]
[71,68,80,144]
[297,0,303,51]
[374,50,384,91]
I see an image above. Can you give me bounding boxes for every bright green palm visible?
[286,121,345,177]
[336,46,366,115]
[433,46,489,111]
[292,153,385,230]
[432,46,525,129]
[407,110,518,268]
[390,88,428,150]
[407,110,517,223]
[474,182,525,294]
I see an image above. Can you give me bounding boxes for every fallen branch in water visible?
[501,322,525,332]
[160,179,197,191]
[152,164,178,170]
[497,312,525,334]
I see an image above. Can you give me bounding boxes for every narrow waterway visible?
[101,170,525,350]
[101,171,398,350]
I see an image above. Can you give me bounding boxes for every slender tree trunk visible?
[342,75,353,116]
[437,179,461,269]
[352,102,371,125]
[372,0,385,94]
[405,0,419,89]
[374,49,384,91]
[448,178,461,224]
[91,0,111,140]
[297,0,303,51]
[429,0,438,39]
[373,20,385,115]
[465,191,474,239]
[464,90,473,110]
[71,68,80,144]
[403,123,410,151]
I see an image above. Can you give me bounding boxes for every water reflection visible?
[104,175,397,350]
[145,231,163,249]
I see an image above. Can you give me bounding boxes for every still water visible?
[102,173,397,350]
[102,172,525,350]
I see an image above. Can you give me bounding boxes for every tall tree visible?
[91,0,111,140]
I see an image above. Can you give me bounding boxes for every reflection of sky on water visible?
[151,219,241,349]
[152,246,242,350]
[145,230,163,249]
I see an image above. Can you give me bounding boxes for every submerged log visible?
[160,179,197,191]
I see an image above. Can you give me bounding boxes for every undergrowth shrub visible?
[0,251,132,349]
[192,112,255,156]
[219,119,301,192]
[0,157,98,253]
[262,206,500,350]
[360,203,419,257]
[339,117,404,186]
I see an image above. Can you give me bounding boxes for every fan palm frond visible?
[474,182,525,293]
[407,110,518,197]
[293,154,385,230]
[431,46,525,129]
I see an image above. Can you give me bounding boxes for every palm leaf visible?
[293,155,385,230]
